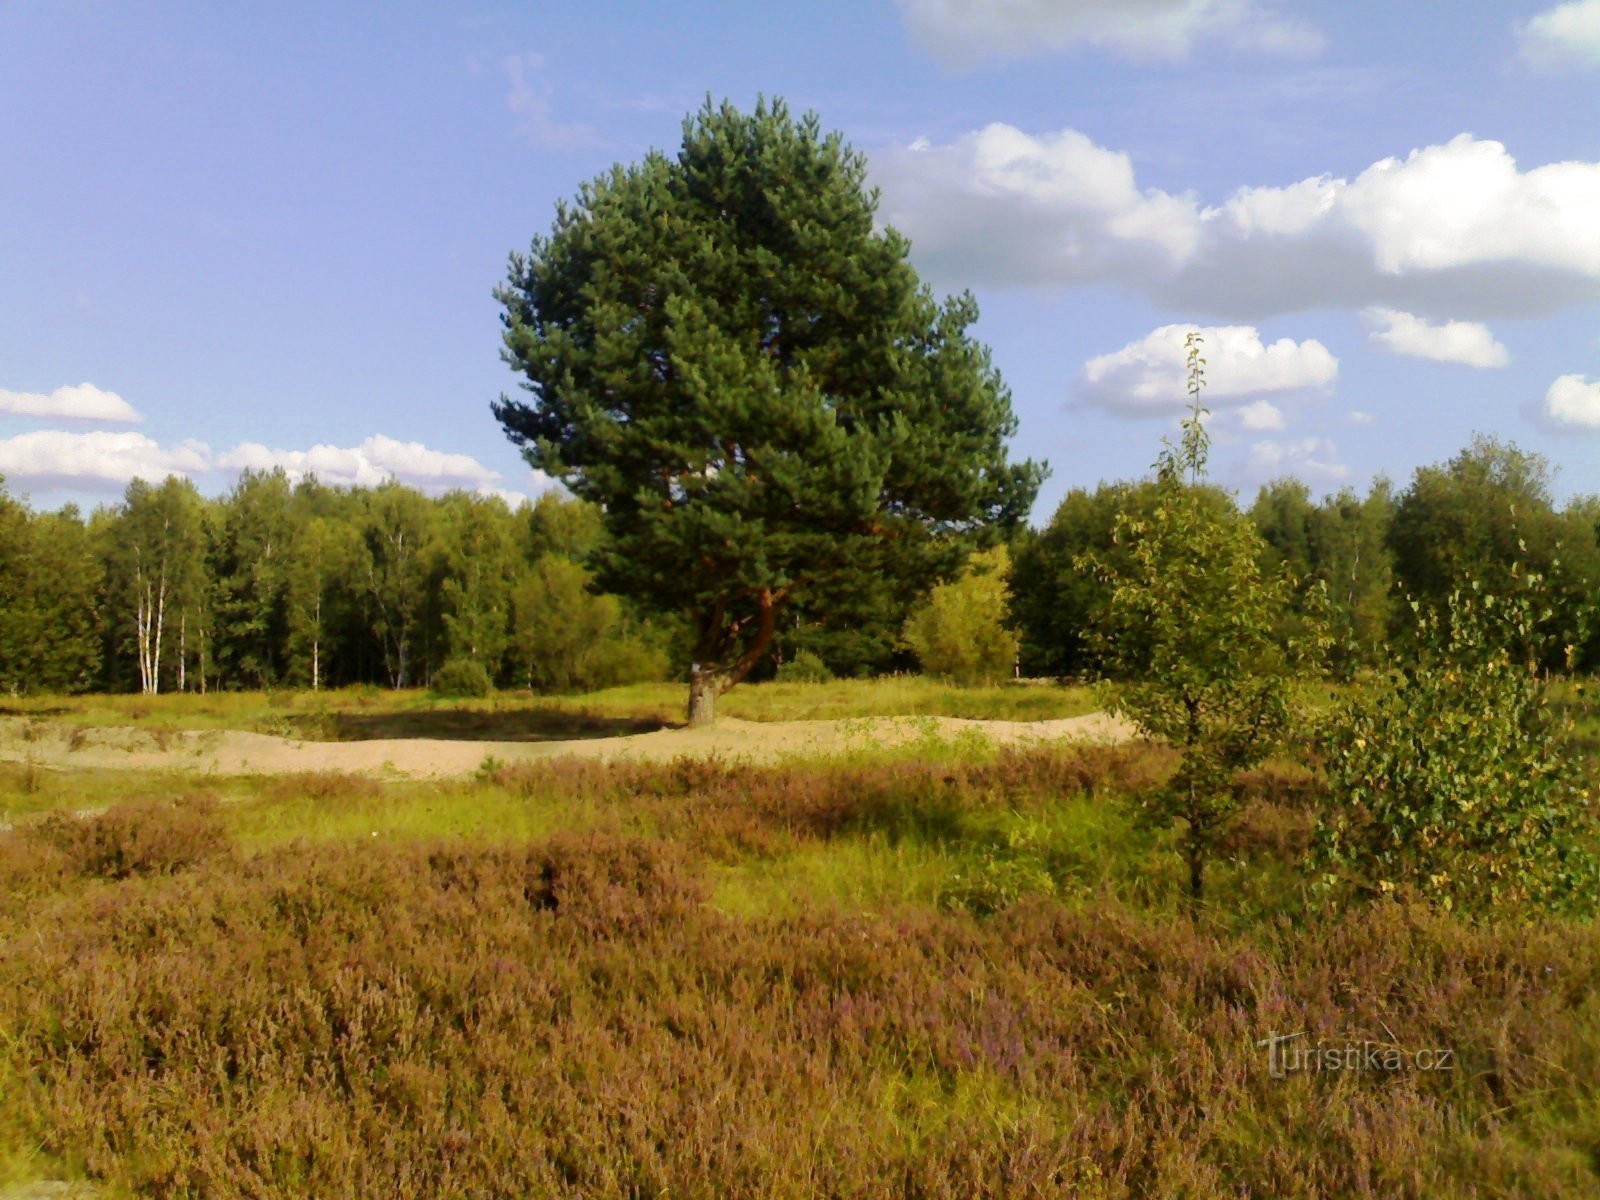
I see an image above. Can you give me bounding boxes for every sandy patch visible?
[0,712,1138,781]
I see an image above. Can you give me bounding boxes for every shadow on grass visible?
[0,705,70,718]
[286,708,669,744]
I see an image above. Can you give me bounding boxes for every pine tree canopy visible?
[493,97,1043,722]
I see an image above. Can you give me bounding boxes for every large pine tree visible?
[494,98,1042,723]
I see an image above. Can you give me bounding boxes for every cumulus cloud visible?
[0,431,209,488]
[873,129,1600,318]
[1234,400,1286,431]
[1533,374,1600,430]
[0,429,548,496]
[876,124,1199,288]
[216,434,506,490]
[1239,436,1350,485]
[894,0,1321,65]
[503,52,594,148]
[1078,324,1337,415]
[1516,0,1600,70]
[0,382,141,423]
[1364,308,1510,368]
[474,485,537,510]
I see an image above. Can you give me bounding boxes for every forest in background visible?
[1,432,1597,699]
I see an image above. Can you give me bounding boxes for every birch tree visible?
[114,477,208,695]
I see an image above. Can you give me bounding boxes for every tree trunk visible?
[687,666,722,727]
[151,567,166,696]
[1186,829,1205,909]
[685,587,787,727]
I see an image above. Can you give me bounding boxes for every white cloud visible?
[1078,324,1337,415]
[0,382,141,423]
[473,484,536,510]
[1516,0,1600,70]
[1344,410,1376,426]
[1364,308,1510,368]
[876,125,1200,288]
[503,53,594,148]
[1235,400,1286,431]
[894,0,1321,65]
[0,431,209,488]
[216,434,511,490]
[1240,436,1350,485]
[1534,374,1600,430]
[874,129,1600,318]
[0,429,551,496]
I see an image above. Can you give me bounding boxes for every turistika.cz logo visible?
[1257,1031,1457,1079]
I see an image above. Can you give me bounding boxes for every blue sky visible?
[3,1,1598,518]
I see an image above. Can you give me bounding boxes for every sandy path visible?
[0,712,1138,781]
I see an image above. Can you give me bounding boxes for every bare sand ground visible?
[0,712,1138,781]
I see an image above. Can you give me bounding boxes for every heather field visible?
[2,690,1599,1198]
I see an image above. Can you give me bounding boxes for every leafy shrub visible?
[943,828,1058,916]
[902,546,1019,686]
[431,657,494,698]
[775,649,833,683]
[583,624,673,691]
[1313,580,1597,915]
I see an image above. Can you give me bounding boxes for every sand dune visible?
[0,712,1138,780]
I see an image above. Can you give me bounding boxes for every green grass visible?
[0,763,234,823]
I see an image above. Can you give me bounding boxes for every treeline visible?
[1012,435,1600,679]
[2,435,1597,697]
[0,472,673,696]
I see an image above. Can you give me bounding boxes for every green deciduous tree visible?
[0,482,103,694]
[508,554,667,693]
[212,469,295,688]
[1082,336,1326,904]
[493,97,1041,724]
[1250,478,1396,676]
[20,507,103,694]
[107,477,210,695]
[1011,479,1236,678]
[522,491,605,562]
[361,482,434,689]
[435,492,520,675]
[283,509,365,691]
[1313,577,1594,915]
[902,546,1019,685]
[1389,435,1597,668]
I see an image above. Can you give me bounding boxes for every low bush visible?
[774,649,833,683]
[431,658,494,698]
[34,796,232,880]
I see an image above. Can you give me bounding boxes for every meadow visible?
[1,679,1598,1198]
